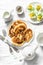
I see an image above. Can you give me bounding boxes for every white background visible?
[0,0,43,65]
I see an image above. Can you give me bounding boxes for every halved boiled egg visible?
[29,12,36,18]
[27,4,33,11]
[36,5,41,11]
[37,14,42,21]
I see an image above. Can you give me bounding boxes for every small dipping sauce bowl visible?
[37,33,43,46]
[16,6,24,15]
[3,11,12,22]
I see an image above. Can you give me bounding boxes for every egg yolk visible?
[36,5,41,11]
[27,4,33,10]
[29,12,35,18]
[37,14,42,21]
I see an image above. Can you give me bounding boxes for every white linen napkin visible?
[0,40,11,56]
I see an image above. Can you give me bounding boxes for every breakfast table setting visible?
[0,0,43,65]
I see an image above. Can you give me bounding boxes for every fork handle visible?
[4,39,19,53]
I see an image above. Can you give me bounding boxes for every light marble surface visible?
[0,0,43,65]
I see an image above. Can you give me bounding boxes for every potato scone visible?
[24,29,33,42]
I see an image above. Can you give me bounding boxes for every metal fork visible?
[0,35,19,53]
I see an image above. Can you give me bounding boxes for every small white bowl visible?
[37,33,43,46]
[3,11,12,22]
[16,6,24,15]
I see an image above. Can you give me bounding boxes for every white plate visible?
[27,2,43,24]
[7,20,34,49]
